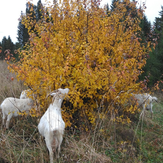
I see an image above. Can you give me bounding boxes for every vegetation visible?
[140,6,163,88]
[0,62,163,162]
[8,0,152,129]
[0,0,163,162]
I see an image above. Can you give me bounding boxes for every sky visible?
[0,0,163,43]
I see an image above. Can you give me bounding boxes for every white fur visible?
[132,93,157,118]
[20,89,31,99]
[0,97,33,129]
[38,88,69,163]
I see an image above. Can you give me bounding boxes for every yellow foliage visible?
[8,0,151,128]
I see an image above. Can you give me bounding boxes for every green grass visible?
[129,100,163,163]
[153,101,163,127]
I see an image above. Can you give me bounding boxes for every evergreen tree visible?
[1,36,14,60]
[17,11,29,47]
[36,0,44,21]
[17,1,40,47]
[139,15,152,43]
[1,36,7,60]
[106,3,110,16]
[154,6,163,32]
[7,36,14,53]
[140,6,163,87]
[110,0,120,12]
[143,15,151,38]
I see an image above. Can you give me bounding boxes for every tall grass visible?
[0,60,163,162]
[0,61,25,101]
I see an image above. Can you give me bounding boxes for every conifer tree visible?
[1,36,7,60]
[1,36,14,60]
[110,0,120,12]
[140,6,163,87]
[139,15,151,43]
[17,11,29,47]
[36,0,44,21]
[17,1,45,47]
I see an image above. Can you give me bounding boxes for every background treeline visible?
[0,0,45,60]
[140,6,163,88]
[0,0,163,88]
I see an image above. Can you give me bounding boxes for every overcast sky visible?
[0,0,162,43]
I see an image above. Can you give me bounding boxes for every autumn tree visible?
[8,0,152,128]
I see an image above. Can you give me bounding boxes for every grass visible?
[0,60,163,162]
[0,61,25,101]
[137,100,163,163]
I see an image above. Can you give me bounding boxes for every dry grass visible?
[61,134,111,163]
[0,61,25,101]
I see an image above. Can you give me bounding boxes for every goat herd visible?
[0,88,158,163]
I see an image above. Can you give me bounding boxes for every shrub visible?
[8,0,152,128]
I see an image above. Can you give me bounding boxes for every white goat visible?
[132,93,158,118]
[0,97,34,129]
[38,88,69,163]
